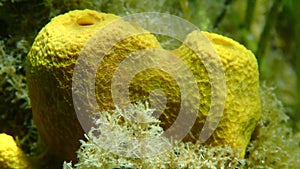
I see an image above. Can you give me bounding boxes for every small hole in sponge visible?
[77,16,95,26]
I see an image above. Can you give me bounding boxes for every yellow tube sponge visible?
[26,9,160,162]
[0,133,30,169]
[26,9,260,164]
[26,9,121,162]
[173,31,261,157]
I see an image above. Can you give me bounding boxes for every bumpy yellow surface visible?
[26,9,160,162]
[174,31,261,157]
[26,9,261,163]
[0,133,30,169]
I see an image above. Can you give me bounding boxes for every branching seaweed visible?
[0,40,37,154]
[64,85,300,169]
